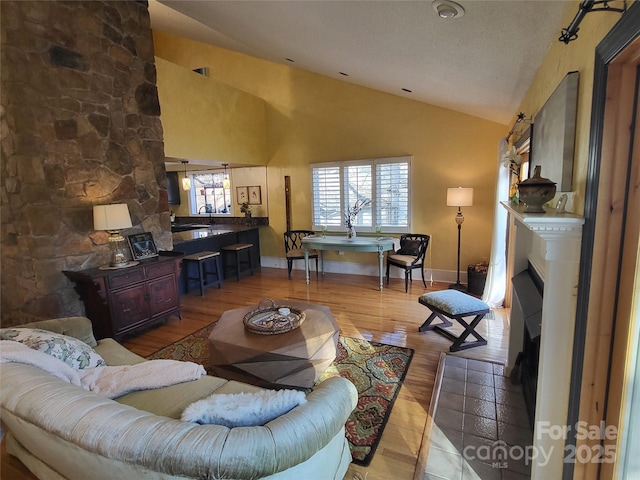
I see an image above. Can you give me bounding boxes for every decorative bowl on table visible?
[243,298,306,335]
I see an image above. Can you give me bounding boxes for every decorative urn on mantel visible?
[517,165,557,213]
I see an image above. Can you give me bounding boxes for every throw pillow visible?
[397,239,421,256]
[0,328,106,369]
[181,388,307,427]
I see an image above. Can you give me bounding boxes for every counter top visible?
[172,224,258,244]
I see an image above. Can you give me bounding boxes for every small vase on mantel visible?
[347,225,357,239]
[517,165,557,213]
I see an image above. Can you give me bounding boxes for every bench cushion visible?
[183,251,220,261]
[222,243,253,251]
[387,253,417,266]
[286,248,318,258]
[419,290,489,316]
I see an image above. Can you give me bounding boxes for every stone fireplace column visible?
[0,1,171,325]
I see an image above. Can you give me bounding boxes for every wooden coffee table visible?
[208,300,340,388]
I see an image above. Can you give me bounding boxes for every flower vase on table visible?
[344,198,371,241]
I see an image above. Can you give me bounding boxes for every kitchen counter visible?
[172,224,257,244]
[171,224,261,292]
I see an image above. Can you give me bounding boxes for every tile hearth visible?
[425,355,533,480]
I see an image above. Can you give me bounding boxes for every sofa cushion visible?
[0,328,106,369]
[181,388,307,427]
[94,338,147,366]
[115,375,230,419]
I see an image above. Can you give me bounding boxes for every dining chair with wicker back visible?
[284,230,319,279]
[385,234,430,292]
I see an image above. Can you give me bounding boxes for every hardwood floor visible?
[1,267,509,480]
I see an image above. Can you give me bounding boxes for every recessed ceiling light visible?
[432,0,465,19]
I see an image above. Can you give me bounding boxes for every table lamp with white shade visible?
[93,203,133,268]
[446,187,473,291]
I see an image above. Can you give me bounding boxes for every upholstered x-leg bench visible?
[418,290,490,352]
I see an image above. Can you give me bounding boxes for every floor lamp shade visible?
[447,187,474,207]
[93,204,132,267]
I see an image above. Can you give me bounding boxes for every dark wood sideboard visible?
[64,253,183,341]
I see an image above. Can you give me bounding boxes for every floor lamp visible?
[447,187,474,291]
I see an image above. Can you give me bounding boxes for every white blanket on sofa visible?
[0,340,205,398]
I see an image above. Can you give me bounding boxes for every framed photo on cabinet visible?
[248,186,261,205]
[127,232,158,261]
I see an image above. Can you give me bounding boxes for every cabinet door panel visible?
[111,284,149,332]
[167,171,180,205]
[148,275,178,318]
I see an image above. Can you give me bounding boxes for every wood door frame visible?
[608,87,640,479]
[567,4,640,479]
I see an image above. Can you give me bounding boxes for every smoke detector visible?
[432,0,465,19]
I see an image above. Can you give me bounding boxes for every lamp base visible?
[108,231,130,268]
[448,282,467,292]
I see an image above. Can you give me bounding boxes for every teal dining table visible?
[301,235,395,291]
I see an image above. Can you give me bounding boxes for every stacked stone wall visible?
[1,0,171,325]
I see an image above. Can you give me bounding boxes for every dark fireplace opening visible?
[511,262,543,429]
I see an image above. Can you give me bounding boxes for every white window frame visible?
[187,171,233,216]
[311,156,412,234]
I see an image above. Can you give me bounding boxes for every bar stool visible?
[221,243,255,281]
[182,251,222,296]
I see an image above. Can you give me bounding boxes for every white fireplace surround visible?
[503,202,584,480]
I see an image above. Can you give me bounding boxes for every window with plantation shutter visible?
[311,156,411,233]
[344,164,373,227]
[312,166,341,226]
[375,159,409,228]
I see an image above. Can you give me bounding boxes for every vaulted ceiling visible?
[149,0,575,126]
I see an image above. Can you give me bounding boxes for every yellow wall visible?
[511,2,620,215]
[232,166,269,218]
[153,31,506,272]
[156,57,267,165]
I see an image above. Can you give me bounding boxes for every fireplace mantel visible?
[502,202,584,480]
[502,202,584,237]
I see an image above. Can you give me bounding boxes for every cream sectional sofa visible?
[0,317,358,480]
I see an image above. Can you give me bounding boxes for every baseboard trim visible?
[259,256,468,284]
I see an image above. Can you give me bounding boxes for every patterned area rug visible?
[148,323,414,467]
